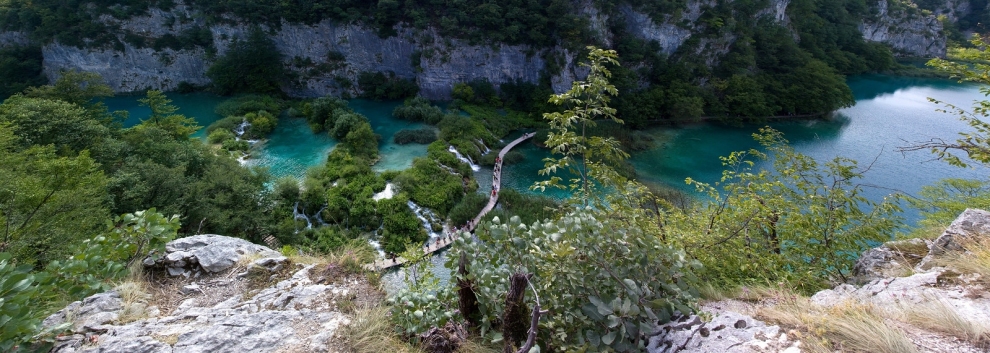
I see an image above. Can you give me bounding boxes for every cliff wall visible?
[861,0,947,57]
[32,0,946,98]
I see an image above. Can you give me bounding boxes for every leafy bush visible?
[392,97,444,124]
[0,45,46,99]
[244,110,277,138]
[304,96,348,132]
[0,252,41,352]
[207,129,235,144]
[444,210,700,351]
[393,128,437,145]
[222,138,250,152]
[668,128,901,292]
[357,71,418,100]
[215,95,285,117]
[446,192,488,226]
[206,28,285,95]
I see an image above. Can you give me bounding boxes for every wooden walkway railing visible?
[364,132,536,271]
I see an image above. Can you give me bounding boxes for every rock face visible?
[0,31,30,47]
[861,0,947,57]
[45,264,359,353]
[929,208,990,256]
[150,234,282,276]
[647,305,801,353]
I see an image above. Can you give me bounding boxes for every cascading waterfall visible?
[477,139,491,154]
[448,146,480,172]
[407,201,441,241]
[233,118,251,140]
[372,183,396,201]
[292,201,313,231]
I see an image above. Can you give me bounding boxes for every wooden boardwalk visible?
[364,132,536,271]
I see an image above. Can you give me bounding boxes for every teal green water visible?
[101,77,990,226]
[103,92,227,139]
[630,75,988,225]
[101,95,431,179]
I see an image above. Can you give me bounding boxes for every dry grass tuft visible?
[893,297,990,346]
[945,236,990,284]
[114,263,153,323]
[756,291,918,353]
[456,338,500,353]
[343,305,420,353]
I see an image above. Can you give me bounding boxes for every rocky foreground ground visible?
[43,210,990,352]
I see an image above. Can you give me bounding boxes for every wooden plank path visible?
[364,132,537,271]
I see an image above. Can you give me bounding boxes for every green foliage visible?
[390,242,458,336]
[673,128,901,291]
[0,252,41,352]
[535,47,629,206]
[357,71,418,100]
[393,128,437,145]
[910,179,990,230]
[207,128,236,144]
[0,45,46,99]
[446,192,488,226]
[447,210,700,351]
[136,90,201,140]
[244,110,277,138]
[912,36,990,168]
[215,95,285,117]
[0,123,110,267]
[378,194,427,254]
[393,142,475,217]
[480,188,559,226]
[206,28,285,95]
[304,96,349,133]
[0,95,111,154]
[392,97,443,124]
[0,209,178,350]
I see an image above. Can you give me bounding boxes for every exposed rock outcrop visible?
[146,234,282,276]
[0,31,30,47]
[647,305,801,353]
[44,235,377,353]
[861,0,947,57]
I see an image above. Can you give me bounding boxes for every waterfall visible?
[233,118,251,140]
[477,139,491,154]
[292,202,313,231]
[372,183,396,201]
[448,146,480,172]
[407,201,441,241]
[368,239,385,257]
[314,205,328,227]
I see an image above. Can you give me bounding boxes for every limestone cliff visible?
[31,0,947,98]
[861,0,947,57]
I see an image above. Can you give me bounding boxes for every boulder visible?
[647,306,801,353]
[46,265,360,353]
[43,291,123,332]
[851,238,929,284]
[153,234,281,274]
[929,208,990,256]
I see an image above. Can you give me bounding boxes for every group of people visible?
[491,156,502,197]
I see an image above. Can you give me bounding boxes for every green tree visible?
[674,128,900,290]
[534,46,629,206]
[0,123,110,266]
[137,90,201,140]
[0,95,110,154]
[206,28,285,95]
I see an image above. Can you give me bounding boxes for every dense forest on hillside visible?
[0,0,956,121]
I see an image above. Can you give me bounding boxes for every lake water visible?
[102,95,431,179]
[103,75,990,226]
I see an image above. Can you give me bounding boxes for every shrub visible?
[446,192,488,226]
[357,71,419,100]
[393,128,437,145]
[393,97,444,124]
[206,28,285,95]
[207,129,235,144]
[215,95,285,117]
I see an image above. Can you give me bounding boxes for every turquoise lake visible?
[102,96,431,179]
[103,75,989,225]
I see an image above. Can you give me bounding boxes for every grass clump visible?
[894,297,990,347]
[946,236,990,284]
[114,263,153,324]
[343,305,420,353]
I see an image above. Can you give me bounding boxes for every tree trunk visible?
[457,253,481,330]
[502,273,531,353]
